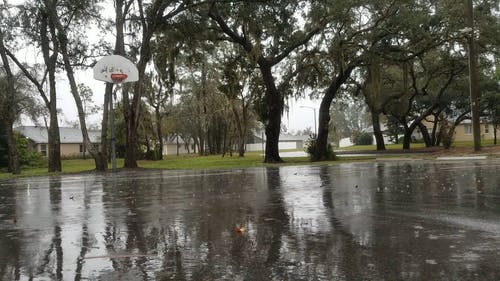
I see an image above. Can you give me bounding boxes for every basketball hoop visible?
[111,73,128,84]
[93,55,138,172]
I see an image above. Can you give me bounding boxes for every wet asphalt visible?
[1,160,500,280]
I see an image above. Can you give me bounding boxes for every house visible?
[361,124,396,145]
[246,133,310,151]
[15,126,101,158]
[162,136,193,155]
[360,118,496,146]
[453,120,496,142]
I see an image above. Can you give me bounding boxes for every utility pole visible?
[466,0,481,151]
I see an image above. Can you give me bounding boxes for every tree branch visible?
[208,3,252,52]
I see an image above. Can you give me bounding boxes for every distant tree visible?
[330,96,370,144]
[142,72,170,160]
[208,0,324,163]
[384,49,467,149]
[41,0,108,171]
[122,0,196,168]
[218,50,257,157]
[0,119,7,168]
[292,0,403,161]
[297,127,314,137]
[385,116,404,144]
[352,131,373,145]
[0,31,20,174]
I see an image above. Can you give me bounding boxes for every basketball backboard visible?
[93,55,139,83]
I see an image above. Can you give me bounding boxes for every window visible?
[485,124,489,134]
[40,144,47,156]
[80,144,85,153]
[464,124,472,134]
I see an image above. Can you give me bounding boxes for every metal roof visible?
[15,126,101,144]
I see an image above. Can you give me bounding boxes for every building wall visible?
[246,141,302,152]
[163,143,190,155]
[35,143,98,158]
[61,144,82,156]
[454,123,495,142]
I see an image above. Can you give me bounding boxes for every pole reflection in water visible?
[1,161,500,280]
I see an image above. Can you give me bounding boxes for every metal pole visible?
[466,0,481,151]
[110,88,117,170]
[313,108,317,137]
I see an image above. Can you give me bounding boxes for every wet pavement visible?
[2,160,500,280]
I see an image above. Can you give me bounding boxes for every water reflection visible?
[1,161,500,279]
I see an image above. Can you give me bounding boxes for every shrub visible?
[15,134,46,168]
[304,136,336,161]
[352,132,373,145]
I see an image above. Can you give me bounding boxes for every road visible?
[1,160,500,280]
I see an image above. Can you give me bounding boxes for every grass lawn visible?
[0,152,317,180]
[1,141,497,180]
[336,143,428,151]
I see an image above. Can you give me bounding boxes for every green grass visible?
[0,152,307,180]
[0,150,372,180]
[2,141,496,180]
[338,140,498,151]
[139,151,332,170]
[0,158,120,180]
[450,139,496,148]
[139,152,266,170]
[337,142,427,151]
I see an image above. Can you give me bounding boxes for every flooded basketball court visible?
[1,160,500,280]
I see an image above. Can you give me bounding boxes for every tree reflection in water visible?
[2,162,500,280]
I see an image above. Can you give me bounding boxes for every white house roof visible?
[15,126,101,144]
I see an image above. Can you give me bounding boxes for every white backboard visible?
[93,55,139,83]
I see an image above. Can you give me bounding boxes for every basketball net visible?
[110,73,128,100]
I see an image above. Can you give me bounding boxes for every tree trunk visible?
[371,108,386,151]
[259,63,283,163]
[313,66,355,161]
[431,114,439,146]
[0,30,20,174]
[47,5,105,171]
[229,99,246,157]
[48,112,62,172]
[155,107,163,160]
[123,113,139,167]
[47,65,61,172]
[40,10,62,172]
[418,122,432,147]
[196,61,208,156]
[364,56,384,150]
[6,124,19,174]
[124,0,164,167]
[238,138,245,157]
[313,96,333,161]
[494,125,497,145]
[402,125,412,150]
[176,136,179,156]
[115,0,138,168]
[98,83,113,171]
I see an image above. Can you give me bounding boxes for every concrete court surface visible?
[1,159,500,280]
